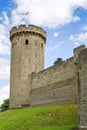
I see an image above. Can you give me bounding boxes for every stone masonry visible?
[10,25,46,108]
[77,48,87,129]
[9,24,87,129]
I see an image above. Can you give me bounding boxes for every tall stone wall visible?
[77,48,87,129]
[30,45,86,108]
[30,57,77,106]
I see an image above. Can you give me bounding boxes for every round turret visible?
[10,24,46,109]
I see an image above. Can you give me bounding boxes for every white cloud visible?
[82,25,87,31]
[0,85,9,106]
[0,10,11,106]
[0,65,10,79]
[12,0,87,28]
[0,43,10,56]
[0,23,11,56]
[0,24,6,36]
[54,32,59,38]
[46,42,64,51]
[0,58,10,80]
[2,12,10,26]
[69,35,74,41]
[0,58,9,68]
[69,32,87,46]
[74,42,80,46]
[76,32,87,42]
[72,16,80,22]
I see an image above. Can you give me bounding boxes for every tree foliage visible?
[0,98,9,112]
[54,58,63,65]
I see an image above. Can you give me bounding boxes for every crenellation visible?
[10,26,17,34]
[18,24,26,29]
[74,44,86,54]
[10,24,46,42]
[74,45,86,61]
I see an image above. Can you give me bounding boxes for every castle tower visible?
[9,25,46,108]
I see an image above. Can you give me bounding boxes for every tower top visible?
[10,24,46,42]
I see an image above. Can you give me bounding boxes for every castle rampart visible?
[32,57,75,90]
[30,53,77,106]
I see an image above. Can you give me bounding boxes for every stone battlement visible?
[10,24,46,42]
[74,44,86,58]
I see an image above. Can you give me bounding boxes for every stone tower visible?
[9,25,46,109]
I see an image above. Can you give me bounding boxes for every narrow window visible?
[41,43,43,49]
[25,40,29,45]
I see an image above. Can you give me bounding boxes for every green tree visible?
[54,58,63,65]
[1,98,9,111]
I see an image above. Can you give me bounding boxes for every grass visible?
[0,104,78,130]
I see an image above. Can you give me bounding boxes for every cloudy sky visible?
[0,0,87,105]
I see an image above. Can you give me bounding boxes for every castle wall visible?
[77,48,87,129]
[30,57,78,106]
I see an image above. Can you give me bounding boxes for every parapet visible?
[74,44,86,57]
[10,24,46,42]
